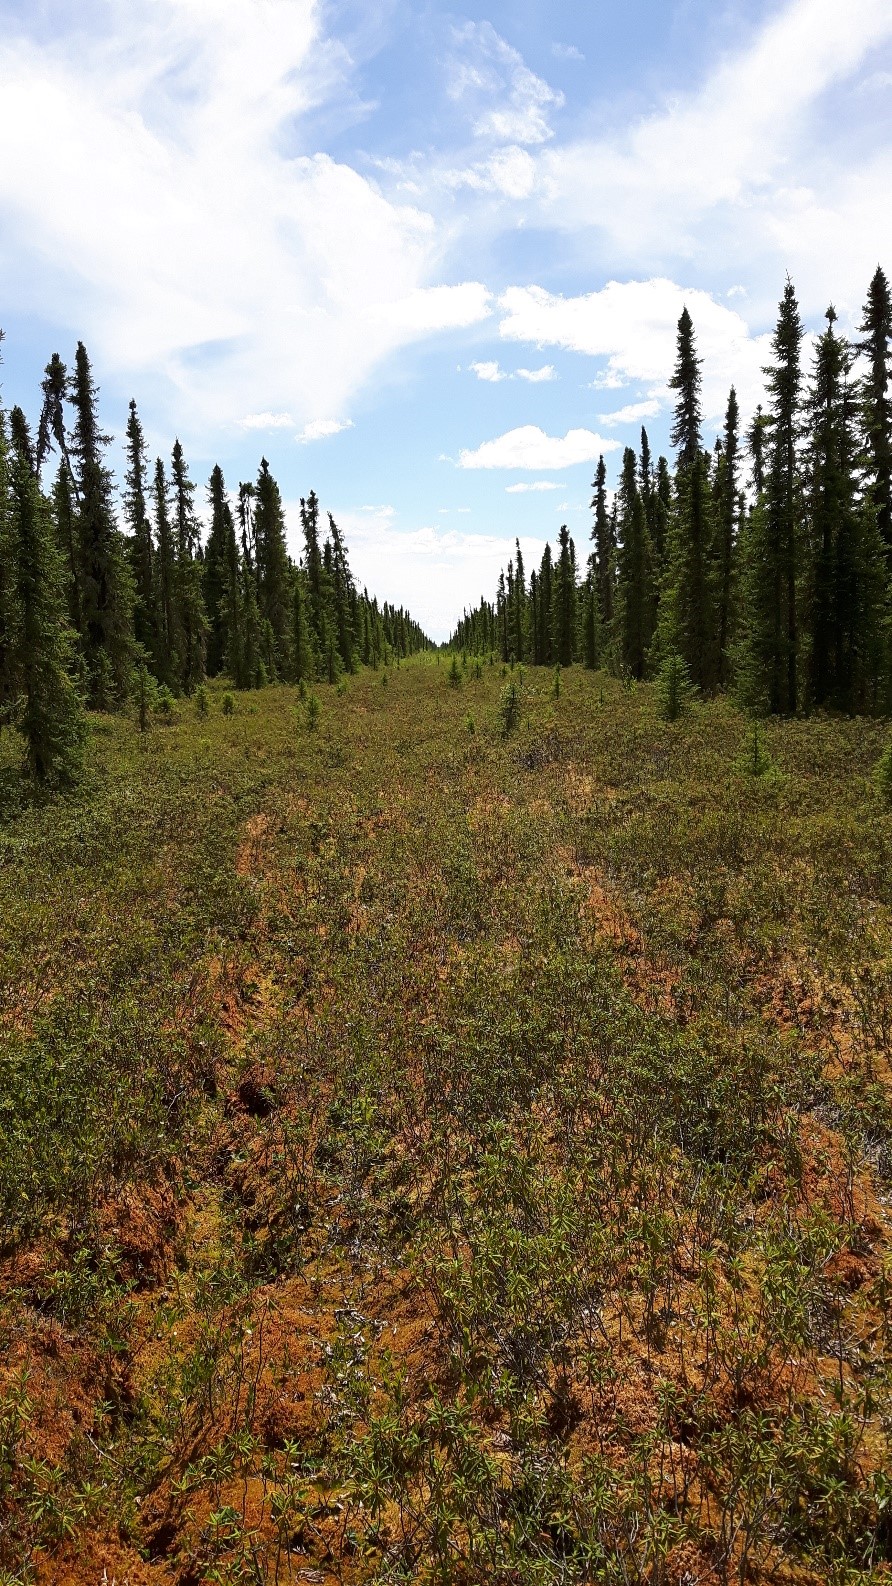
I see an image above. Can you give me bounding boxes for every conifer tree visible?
[713,387,740,686]
[327,512,356,673]
[205,466,244,682]
[538,544,554,665]
[153,457,179,687]
[591,455,614,625]
[553,525,576,665]
[7,409,84,784]
[254,458,292,677]
[124,401,155,657]
[171,440,207,693]
[858,265,892,549]
[614,445,655,679]
[661,310,717,690]
[513,538,526,663]
[68,342,132,703]
[300,490,324,647]
[669,307,703,469]
[764,277,805,712]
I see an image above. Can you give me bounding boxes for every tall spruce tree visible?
[7,409,84,784]
[124,401,155,657]
[858,265,892,549]
[254,458,292,678]
[765,277,805,712]
[152,457,179,687]
[68,342,132,704]
[661,310,717,690]
[614,445,655,679]
[171,440,207,693]
[713,387,740,687]
[591,455,614,626]
[553,525,576,666]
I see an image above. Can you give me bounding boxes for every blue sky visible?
[1,0,891,637]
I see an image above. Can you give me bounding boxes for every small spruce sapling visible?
[195,685,209,717]
[656,651,693,721]
[553,664,561,699]
[306,693,320,731]
[498,678,521,738]
[448,654,462,688]
[222,691,235,716]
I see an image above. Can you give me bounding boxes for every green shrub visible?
[221,691,235,716]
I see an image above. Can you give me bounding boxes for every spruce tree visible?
[124,401,155,657]
[858,265,892,549]
[764,277,805,712]
[553,525,576,666]
[68,342,132,704]
[254,458,292,678]
[614,445,655,679]
[668,307,703,469]
[153,457,180,687]
[171,440,208,693]
[661,310,717,690]
[713,387,740,687]
[513,538,526,663]
[591,456,614,626]
[7,409,84,785]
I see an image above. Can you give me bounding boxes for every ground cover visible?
[1,658,891,1584]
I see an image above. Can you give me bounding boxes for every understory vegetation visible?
[2,660,892,1584]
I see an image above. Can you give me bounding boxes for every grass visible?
[1,658,892,1584]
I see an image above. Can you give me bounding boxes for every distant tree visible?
[713,387,740,687]
[254,457,292,677]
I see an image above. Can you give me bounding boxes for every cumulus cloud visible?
[470,360,508,382]
[499,279,774,420]
[516,365,557,382]
[599,398,662,427]
[506,480,560,493]
[297,418,354,443]
[0,0,490,446]
[458,425,619,470]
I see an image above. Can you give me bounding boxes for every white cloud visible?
[444,144,538,199]
[0,1,492,446]
[599,398,662,427]
[470,360,508,382]
[458,425,619,470]
[449,22,564,147]
[516,364,557,382]
[499,279,774,420]
[298,418,354,442]
[531,0,892,302]
[469,360,556,383]
[506,480,560,493]
[239,410,294,430]
[295,502,546,638]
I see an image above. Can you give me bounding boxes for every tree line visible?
[450,267,892,717]
[0,338,430,786]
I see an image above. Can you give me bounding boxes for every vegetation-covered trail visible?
[2,660,892,1585]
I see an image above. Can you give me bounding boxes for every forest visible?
[452,270,892,723]
[1,272,892,1586]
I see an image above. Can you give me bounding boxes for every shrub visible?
[195,685,209,717]
[221,692,235,716]
[306,693,320,731]
[875,732,892,803]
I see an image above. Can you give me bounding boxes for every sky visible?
[1,0,891,638]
